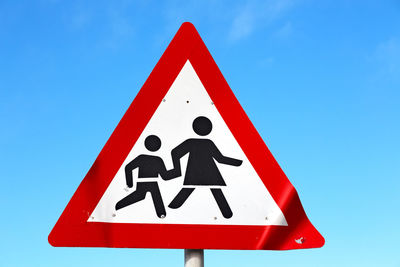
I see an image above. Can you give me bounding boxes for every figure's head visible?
[145,135,161,151]
[192,116,212,136]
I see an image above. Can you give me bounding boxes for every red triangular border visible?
[48,22,324,250]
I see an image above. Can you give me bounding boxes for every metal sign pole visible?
[184,249,204,267]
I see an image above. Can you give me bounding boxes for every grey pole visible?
[184,249,204,267]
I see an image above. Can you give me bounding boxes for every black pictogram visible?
[115,135,176,218]
[168,116,242,218]
[115,117,242,219]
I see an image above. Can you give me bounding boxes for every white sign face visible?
[89,61,287,226]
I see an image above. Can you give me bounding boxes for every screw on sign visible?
[48,22,324,265]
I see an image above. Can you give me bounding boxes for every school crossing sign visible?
[48,22,324,250]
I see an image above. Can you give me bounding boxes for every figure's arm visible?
[124,157,140,188]
[169,140,190,177]
[210,141,242,166]
[159,161,179,181]
[160,168,180,180]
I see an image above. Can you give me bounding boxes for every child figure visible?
[115,135,175,218]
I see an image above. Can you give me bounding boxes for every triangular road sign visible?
[49,22,324,250]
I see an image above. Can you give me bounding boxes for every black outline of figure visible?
[168,116,242,218]
[115,135,177,218]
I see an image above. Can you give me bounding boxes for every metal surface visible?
[90,61,287,227]
[185,249,204,267]
[48,22,325,250]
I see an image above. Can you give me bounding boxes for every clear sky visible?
[1,0,399,266]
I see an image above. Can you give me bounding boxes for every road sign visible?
[48,22,324,250]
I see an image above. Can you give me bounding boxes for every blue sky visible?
[1,0,400,266]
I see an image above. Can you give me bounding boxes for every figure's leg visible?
[115,184,147,210]
[211,188,233,219]
[148,183,166,218]
[168,188,195,209]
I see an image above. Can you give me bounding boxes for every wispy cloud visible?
[161,1,228,35]
[102,4,134,50]
[228,0,297,41]
[70,6,92,30]
[375,37,400,78]
[229,4,255,41]
[63,1,135,50]
[274,21,293,39]
[159,0,299,44]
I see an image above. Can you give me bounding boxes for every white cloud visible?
[275,21,293,39]
[70,8,92,30]
[63,1,136,50]
[228,0,297,41]
[159,0,298,43]
[229,4,255,41]
[375,38,400,77]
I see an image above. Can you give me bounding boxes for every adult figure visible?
[168,116,242,218]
